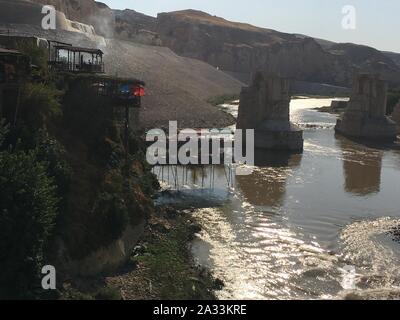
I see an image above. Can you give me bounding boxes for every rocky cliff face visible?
[384,52,400,68]
[113,9,161,45]
[155,10,400,87]
[8,1,400,88]
[328,43,400,85]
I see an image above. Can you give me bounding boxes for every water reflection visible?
[157,98,400,300]
[236,150,302,207]
[336,135,383,196]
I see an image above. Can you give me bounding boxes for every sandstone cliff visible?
[113,9,161,45]
[19,2,400,88]
[384,51,400,68]
[328,43,400,85]
[155,10,400,87]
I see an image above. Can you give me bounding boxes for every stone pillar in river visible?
[335,73,397,141]
[236,72,303,152]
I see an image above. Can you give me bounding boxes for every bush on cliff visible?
[0,123,59,299]
[19,82,62,129]
[0,69,158,297]
[34,130,71,198]
[16,41,49,79]
[92,191,130,246]
[0,119,71,299]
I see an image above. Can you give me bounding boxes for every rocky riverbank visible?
[313,105,346,114]
[60,205,221,300]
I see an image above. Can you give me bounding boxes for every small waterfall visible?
[65,18,106,48]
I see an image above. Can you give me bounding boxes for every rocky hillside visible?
[102,38,243,129]
[0,24,242,129]
[327,43,400,85]
[154,10,400,87]
[9,0,400,90]
[113,9,160,45]
[384,51,400,68]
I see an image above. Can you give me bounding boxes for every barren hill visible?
[103,39,243,129]
[0,0,243,129]
[155,10,400,87]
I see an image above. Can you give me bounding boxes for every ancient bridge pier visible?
[236,72,303,152]
[335,73,397,141]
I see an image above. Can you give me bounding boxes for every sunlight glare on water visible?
[156,98,400,300]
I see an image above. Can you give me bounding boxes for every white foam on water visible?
[339,217,400,299]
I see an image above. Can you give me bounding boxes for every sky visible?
[100,0,400,53]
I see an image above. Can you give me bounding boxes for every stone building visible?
[335,73,397,141]
[236,72,303,152]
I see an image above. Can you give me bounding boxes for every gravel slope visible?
[1,23,243,129]
[103,39,243,129]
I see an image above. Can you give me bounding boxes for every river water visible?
[155,98,400,300]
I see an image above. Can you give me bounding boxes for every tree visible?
[0,146,59,299]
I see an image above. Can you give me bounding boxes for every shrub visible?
[207,94,240,106]
[20,82,62,128]
[35,130,71,197]
[0,150,59,299]
[93,192,129,245]
[95,287,122,300]
[16,41,48,78]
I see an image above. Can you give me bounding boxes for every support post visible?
[125,104,130,162]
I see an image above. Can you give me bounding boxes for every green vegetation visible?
[19,82,63,128]
[94,287,122,300]
[59,282,122,300]
[0,123,60,299]
[0,43,159,299]
[131,214,216,300]
[54,77,157,260]
[207,93,239,106]
[16,41,49,79]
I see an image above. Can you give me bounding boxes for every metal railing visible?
[48,61,105,74]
